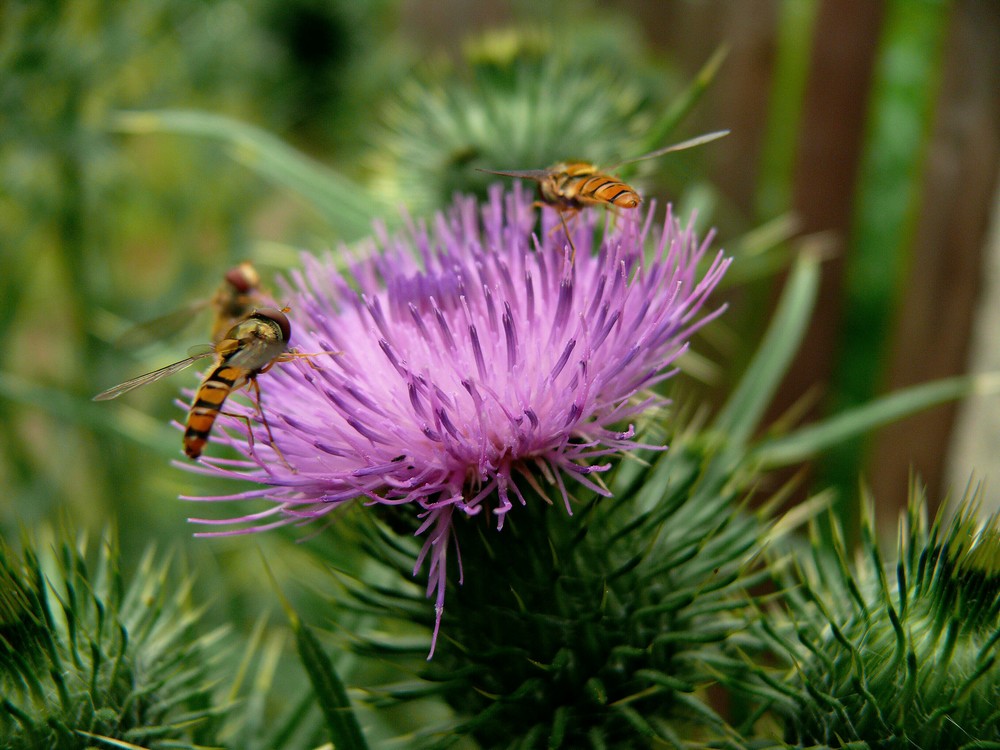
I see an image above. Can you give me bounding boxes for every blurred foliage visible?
[0,0,411,538]
[754,0,819,220]
[818,0,952,532]
[0,0,398,543]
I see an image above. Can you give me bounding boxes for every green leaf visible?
[818,0,951,507]
[712,248,821,448]
[75,731,150,749]
[293,621,369,750]
[750,374,998,468]
[637,45,728,155]
[261,553,368,750]
[755,0,820,219]
[110,110,387,240]
[718,213,801,288]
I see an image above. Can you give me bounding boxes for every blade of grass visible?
[817,0,950,519]
[712,248,822,449]
[750,374,1000,469]
[755,0,820,219]
[260,554,369,750]
[637,45,729,155]
[717,214,801,288]
[111,110,387,240]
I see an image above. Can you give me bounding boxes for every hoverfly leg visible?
[605,206,623,233]
[214,409,260,463]
[540,207,578,265]
[245,377,294,472]
[233,413,256,449]
[296,353,325,371]
[558,209,578,264]
[277,350,342,370]
[253,378,293,471]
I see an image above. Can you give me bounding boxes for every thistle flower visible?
[752,485,1000,746]
[185,186,730,655]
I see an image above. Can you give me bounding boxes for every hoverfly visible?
[207,262,266,342]
[95,308,334,461]
[478,130,729,260]
[116,261,266,348]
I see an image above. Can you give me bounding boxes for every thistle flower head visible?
[0,530,226,749]
[367,27,659,214]
[185,186,730,654]
[755,485,1000,746]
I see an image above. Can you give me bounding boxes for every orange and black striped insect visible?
[207,261,266,342]
[115,261,266,348]
[95,308,335,460]
[478,130,729,259]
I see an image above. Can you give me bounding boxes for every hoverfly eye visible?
[253,308,292,343]
[225,263,258,294]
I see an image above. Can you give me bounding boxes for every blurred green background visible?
[0,0,997,739]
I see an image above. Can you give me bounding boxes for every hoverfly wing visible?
[114,300,211,350]
[609,130,730,170]
[187,343,219,358]
[222,335,279,371]
[93,346,217,401]
[476,167,553,181]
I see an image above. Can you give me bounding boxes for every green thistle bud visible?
[344,433,769,748]
[0,529,228,750]
[0,543,47,680]
[757,485,1000,747]
[366,26,662,216]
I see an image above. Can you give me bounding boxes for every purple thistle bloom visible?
[183,186,730,655]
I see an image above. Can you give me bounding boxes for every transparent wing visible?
[223,335,283,372]
[93,346,216,401]
[187,343,218,358]
[476,167,552,181]
[114,299,210,349]
[609,130,730,170]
